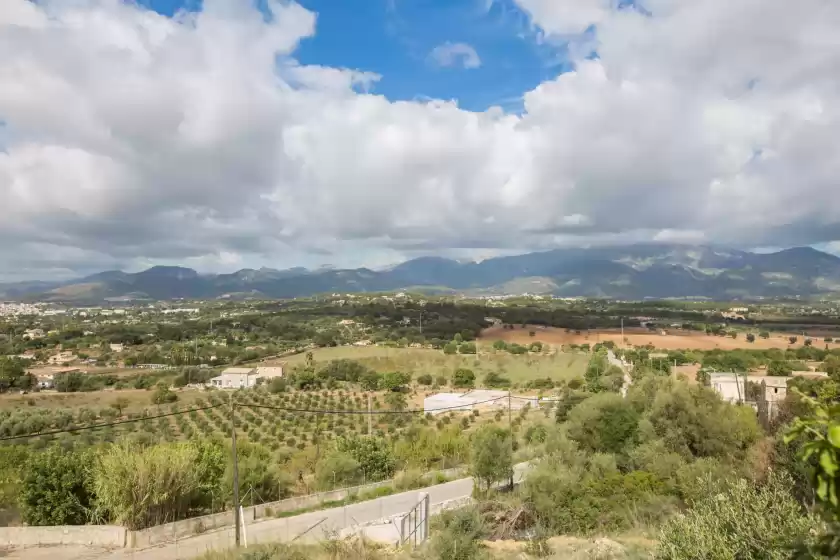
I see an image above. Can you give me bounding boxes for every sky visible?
[1,0,840,281]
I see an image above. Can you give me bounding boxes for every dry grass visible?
[264,345,587,385]
[0,387,206,413]
[480,325,840,351]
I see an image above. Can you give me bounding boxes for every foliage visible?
[469,425,512,493]
[91,441,204,529]
[453,368,476,388]
[314,451,361,490]
[429,506,487,560]
[334,436,395,482]
[380,371,410,392]
[0,358,32,393]
[646,382,761,459]
[566,393,640,454]
[19,446,94,526]
[657,475,813,560]
[152,383,178,404]
[768,360,794,377]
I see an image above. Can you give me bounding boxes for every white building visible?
[48,351,76,365]
[709,373,789,419]
[423,390,538,416]
[109,343,125,353]
[209,366,283,389]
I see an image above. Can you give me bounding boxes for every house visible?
[23,329,44,340]
[48,351,76,365]
[210,367,259,389]
[36,374,54,389]
[423,390,538,416]
[209,366,284,389]
[709,373,789,404]
[109,343,124,353]
[254,366,284,379]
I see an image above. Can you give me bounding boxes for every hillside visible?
[3,244,840,302]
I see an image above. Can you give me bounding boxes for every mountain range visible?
[3,244,840,303]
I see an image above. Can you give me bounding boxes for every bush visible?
[417,373,433,386]
[658,475,813,559]
[20,447,94,526]
[566,393,640,454]
[453,368,476,388]
[429,506,487,560]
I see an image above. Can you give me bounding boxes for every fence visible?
[0,525,127,548]
[129,466,465,548]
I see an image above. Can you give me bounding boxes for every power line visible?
[0,403,223,442]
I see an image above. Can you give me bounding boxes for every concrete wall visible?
[0,525,126,548]
[129,467,465,548]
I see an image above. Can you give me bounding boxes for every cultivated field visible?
[480,325,840,351]
[262,345,588,384]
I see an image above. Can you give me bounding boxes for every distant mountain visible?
[4,244,840,302]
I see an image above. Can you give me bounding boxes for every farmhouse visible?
[423,390,538,416]
[209,365,284,389]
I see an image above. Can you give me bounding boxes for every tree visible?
[417,373,433,386]
[584,350,609,393]
[110,397,129,417]
[385,391,407,412]
[768,360,793,377]
[566,393,640,454]
[805,338,813,347]
[790,336,799,345]
[469,425,512,493]
[380,371,411,392]
[492,340,507,351]
[315,451,361,490]
[19,447,94,526]
[453,368,476,388]
[0,358,30,393]
[151,383,177,404]
[442,343,458,355]
[335,436,395,481]
[759,331,770,339]
[746,333,756,343]
[360,371,381,391]
[458,342,477,355]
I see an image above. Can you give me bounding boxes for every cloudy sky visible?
[2,0,840,281]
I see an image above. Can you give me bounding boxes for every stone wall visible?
[0,525,127,548]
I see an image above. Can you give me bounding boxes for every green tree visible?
[380,371,411,392]
[760,331,770,339]
[492,340,507,351]
[151,383,177,404]
[469,425,512,493]
[19,447,94,526]
[442,343,458,355]
[360,371,381,391]
[768,360,794,377]
[790,336,799,345]
[417,373,433,386]
[385,391,407,412]
[335,436,395,481]
[453,368,476,388]
[458,342,477,355]
[584,350,609,393]
[566,393,640,454]
[746,333,756,343]
[315,451,361,490]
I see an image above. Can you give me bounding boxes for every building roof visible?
[254,366,284,377]
[221,367,255,375]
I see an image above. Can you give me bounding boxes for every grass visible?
[0,388,207,413]
[272,346,587,385]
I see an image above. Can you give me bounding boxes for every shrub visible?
[658,475,813,559]
[453,368,476,388]
[19,447,94,526]
[417,373,433,386]
[566,393,639,454]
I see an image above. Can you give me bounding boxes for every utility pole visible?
[508,390,513,490]
[230,393,241,547]
[621,317,624,343]
[367,393,373,436]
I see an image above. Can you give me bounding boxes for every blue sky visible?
[141,0,566,112]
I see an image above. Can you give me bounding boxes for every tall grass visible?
[91,442,201,529]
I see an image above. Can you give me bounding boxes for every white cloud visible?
[428,42,482,69]
[1,0,840,279]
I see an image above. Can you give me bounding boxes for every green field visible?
[269,345,588,386]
